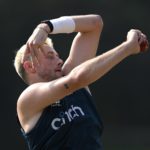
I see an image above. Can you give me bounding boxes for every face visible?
[34,44,64,81]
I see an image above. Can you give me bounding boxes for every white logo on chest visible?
[51,105,85,130]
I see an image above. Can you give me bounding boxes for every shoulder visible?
[17,83,43,115]
[17,83,45,132]
[17,83,40,106]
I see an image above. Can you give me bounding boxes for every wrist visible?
[122,41,140,55]
[41,20,53,33]
[41,17,75,34]
[37,23,51,34]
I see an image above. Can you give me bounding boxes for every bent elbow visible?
[67,68,87,91]
[91,14,104,30]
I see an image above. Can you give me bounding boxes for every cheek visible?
[41,59,53,68]
[38,59,56,73]
[43,61,56,72]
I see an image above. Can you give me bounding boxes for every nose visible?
[58,58,63,67]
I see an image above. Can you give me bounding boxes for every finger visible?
[141,33,147,39]
[138,33,147,44]
[31,28,47,46]
[130,29,142,35]
[26,42,39,66]
[139,38,149,52]
[138,36,144,44]
[31,46,40,66]
[39,45,47,57]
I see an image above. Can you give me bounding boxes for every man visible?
[14,14,148,150]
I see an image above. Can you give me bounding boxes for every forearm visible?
[72,14,103,33]
[38,14,103,34]
[28,14,103,49]
[70,41,133,87]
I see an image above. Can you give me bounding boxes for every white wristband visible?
[50,16,75,34]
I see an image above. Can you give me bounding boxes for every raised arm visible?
[62,15,103,74]
[26,14,103,74]
[18,29,148,116]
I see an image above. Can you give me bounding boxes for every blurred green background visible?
[1,0,150,149]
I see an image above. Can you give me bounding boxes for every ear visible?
[23,61,36,73]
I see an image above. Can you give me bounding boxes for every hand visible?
[27,24,49,49]
[24,24,50,66]
[126,29,149,54]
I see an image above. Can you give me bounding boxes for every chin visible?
[55,71,63,78]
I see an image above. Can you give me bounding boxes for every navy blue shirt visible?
[19,88,104,150]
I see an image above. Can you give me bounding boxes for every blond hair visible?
[14,37,54,83]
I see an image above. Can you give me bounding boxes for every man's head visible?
[14,38,63,84]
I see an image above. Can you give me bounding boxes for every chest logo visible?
[51,105,85,130]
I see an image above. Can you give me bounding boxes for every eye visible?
[46,52,54,59]
[49,54,54,59]
[46,50,59,59]
[56,53,59,58]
